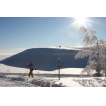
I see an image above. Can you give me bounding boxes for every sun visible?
[75,17,86,24]
[69,17,90,29]
[74,17,87,28]
[68,17,92,30]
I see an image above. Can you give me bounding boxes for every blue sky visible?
[0,17,106,60]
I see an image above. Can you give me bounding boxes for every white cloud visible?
[0,47,41,56]
[0,53,16,55]
[0,48,29,54]
[0,48,29,60]
[0,55,11,61]
[75,42,83,47]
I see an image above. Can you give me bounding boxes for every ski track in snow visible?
[73,78,106,87]
[0,74,66,87]
[0,64,106,87]
[0,71,63,87]
[1,73,106,87]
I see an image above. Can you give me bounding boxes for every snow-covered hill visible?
[0,47,88,71]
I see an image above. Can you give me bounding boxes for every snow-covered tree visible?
[75,27,106,77]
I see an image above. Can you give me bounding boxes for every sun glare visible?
[76,17,86,24]
[75,17,87,27]
[68,17,92,31]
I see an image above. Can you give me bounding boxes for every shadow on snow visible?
[0,48,88,71]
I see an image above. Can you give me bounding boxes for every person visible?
[26,61,34,77]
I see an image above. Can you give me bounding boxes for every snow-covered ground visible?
[0,63,106,87]
[37,46,81,50]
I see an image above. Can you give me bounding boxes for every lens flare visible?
[68,17,92,31]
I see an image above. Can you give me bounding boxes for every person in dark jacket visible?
[26,61,34,77]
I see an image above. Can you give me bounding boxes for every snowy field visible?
[0,63,106,87]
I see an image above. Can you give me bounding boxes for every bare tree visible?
[75,27,106,77]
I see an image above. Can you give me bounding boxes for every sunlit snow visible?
[0,46,106,87]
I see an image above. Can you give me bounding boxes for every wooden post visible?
[59,67,60,80]
[56,65,62,80]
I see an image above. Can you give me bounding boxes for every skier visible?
[26,61,34,77]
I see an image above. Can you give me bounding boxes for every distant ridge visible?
[0,48,88,71]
